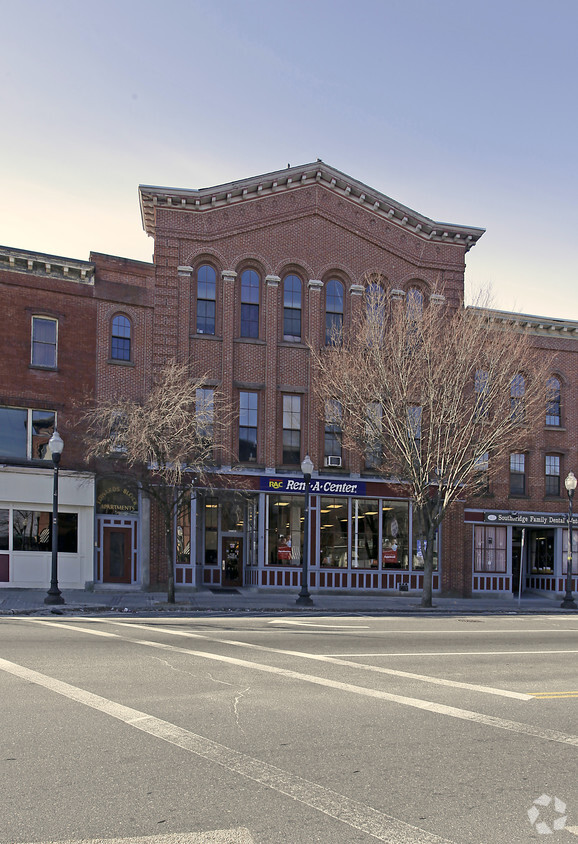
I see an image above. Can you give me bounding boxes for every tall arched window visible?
[240,269,260,338]
[111,314,131,361]
[283,274,302,341]
[197,265,216,335]
[407,287,424,321]
[546,377,561,426]
[325,279,344,345]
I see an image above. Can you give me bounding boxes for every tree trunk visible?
[420,525,437,608]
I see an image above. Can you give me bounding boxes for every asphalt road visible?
[1,613,578,844]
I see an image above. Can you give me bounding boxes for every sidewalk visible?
[0,586,574,616]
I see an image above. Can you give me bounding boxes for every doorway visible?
[103,526,133,583]
[222,537,243,587]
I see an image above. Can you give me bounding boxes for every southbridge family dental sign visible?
[484,511,577,527]
[260,476,367,496]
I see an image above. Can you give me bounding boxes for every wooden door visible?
[103,526,133,583]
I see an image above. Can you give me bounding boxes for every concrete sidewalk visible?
[0,586,574,616]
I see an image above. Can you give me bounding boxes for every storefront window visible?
[474,525,506,573]
[12,510,78,552]
[177,507,191,564]
[320,497,348,567]
[561,529,577,574]
[204,497,218,565]
[246,497,258,566]
[0,509,8,550]
[268,495,303,566]
[221,497,245,532]
[352,498,379,568]
[412,511,438,570]
[381,501,409,569]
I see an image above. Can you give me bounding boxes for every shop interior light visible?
[327,504,343,509]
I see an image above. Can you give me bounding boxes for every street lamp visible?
[44,431,65,605]
[296,454,314,606]
[562,471,577,610]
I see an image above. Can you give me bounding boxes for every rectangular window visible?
[545,455,560,496]
[352,498,379,569]
[366,402,382,469]
[474,525,507,572]
[196,388,214,441]
[0,509,8,550]
[12,510,78,553]
[319,497,348,568]
[473,451,490,494]
[324,400,342,460]
[382,501,409,570]
[204,497,218,565]
[0,407,55,461]
[239,391,258,462]
[31,316,57,368]
[282,395,301,465]
[412,511,438,571]
[176,508,191,564]
[267,495,304,566]
[562,529,578,574]
[510,453,526,496]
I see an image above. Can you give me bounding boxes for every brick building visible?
[1,161,576,599]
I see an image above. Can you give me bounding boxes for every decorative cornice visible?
[468,306,578,337]
[0,245,95,285]
[308,279,323,290]
[221,270,237,282]
[349,284,365,296]
[265,274,280,287]
[139,161,485,250]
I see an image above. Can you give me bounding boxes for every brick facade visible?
[1,161,577,597]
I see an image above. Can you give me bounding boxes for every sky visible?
[2,0,577,319]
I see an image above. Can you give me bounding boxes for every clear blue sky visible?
[2,0,577,319]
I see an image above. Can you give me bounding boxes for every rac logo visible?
[267,480,284,489]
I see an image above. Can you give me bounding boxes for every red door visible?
[103,526,133,583]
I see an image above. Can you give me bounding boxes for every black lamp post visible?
[45,431,65,605]
[296,454,314,606]
[562,470,577,610]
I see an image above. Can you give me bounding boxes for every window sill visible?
[107,359,135,367]
[508,494,530,499]
[29,364,57,372]
[544,425,565,432]
[234,337,266,345]
[191,333,222,340]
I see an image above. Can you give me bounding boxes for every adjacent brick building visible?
[1,161,576,599]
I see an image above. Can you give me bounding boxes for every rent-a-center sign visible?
[260,476,366,496]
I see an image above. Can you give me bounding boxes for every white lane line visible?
[16,832,255,844]
[22,620,578,748]
[325,649,578,657]
[268,620,370,628]
[0,656,454,844]
[99,620,531,701]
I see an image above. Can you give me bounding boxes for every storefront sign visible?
[484,511,576,527]
[260,476,366,496]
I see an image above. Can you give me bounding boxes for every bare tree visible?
[311,281,550,607]
[82,360,229,602]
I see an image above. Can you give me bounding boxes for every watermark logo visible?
[527,794,567,834]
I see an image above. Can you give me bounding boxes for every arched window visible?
[111,314,131,361]
[240,269,260,338]
[197,265,216,335]
[511,374,525,423]
[407,287,424,321]
[325,279,344,345]
[283,274,302,341]
[546,377,561,426]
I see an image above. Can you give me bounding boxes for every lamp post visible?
[562,471,577,610]
[296,454,314,606]
[45,431,65,605]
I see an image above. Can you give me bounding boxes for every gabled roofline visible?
[139,161,485,250]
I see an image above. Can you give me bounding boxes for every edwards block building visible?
[0,162,576,599]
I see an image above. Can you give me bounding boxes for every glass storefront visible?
[267,494,304,566]
[320,497,348,567]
